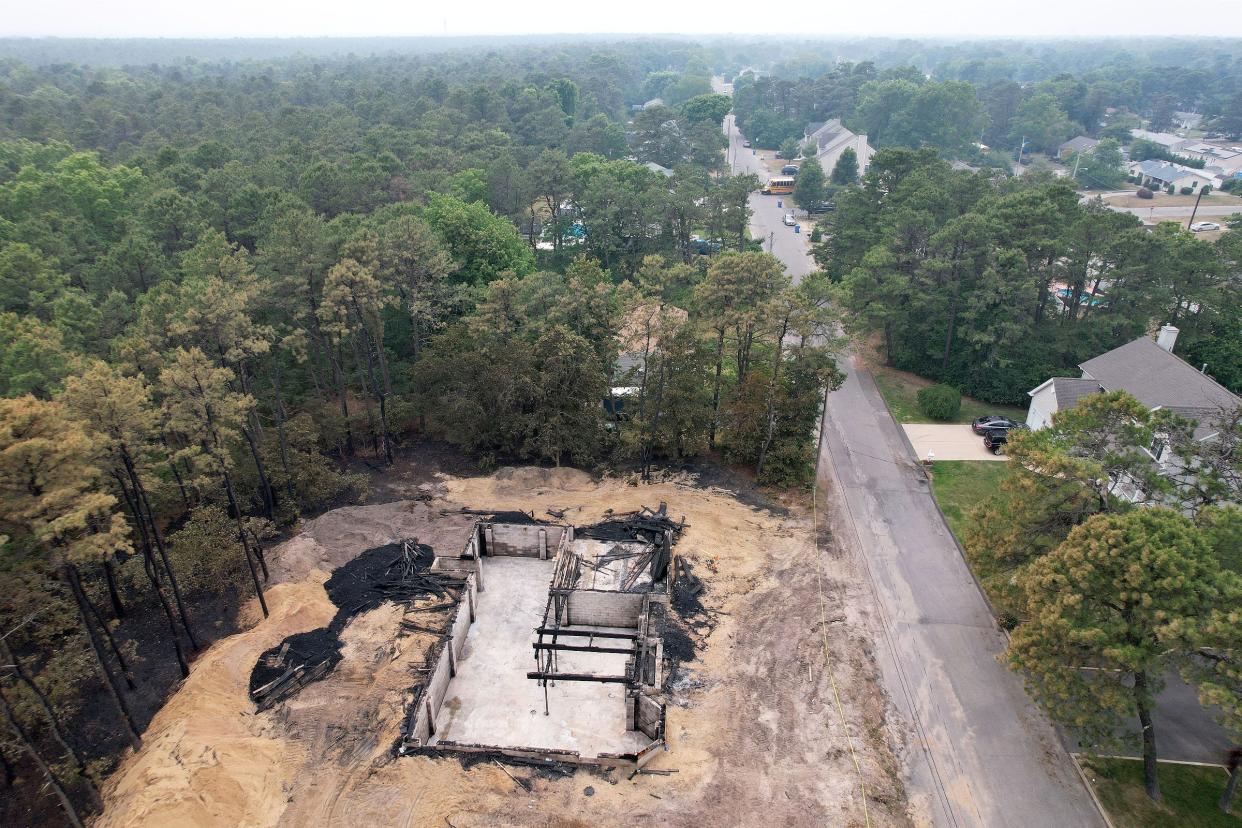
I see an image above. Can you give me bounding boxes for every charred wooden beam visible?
[532,643,634,655]
[534,628,638,640]
[526,671,631,683]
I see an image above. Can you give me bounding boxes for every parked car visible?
[1190,221,1221,232]
[971,415,1023,434]
[982,428,1009,455]
[742,139,751,148]
[783,212,796,226]
[805,201,836,214]
[689,235,723,255]
[781,164,800,176]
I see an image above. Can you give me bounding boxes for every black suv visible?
[982,428,1009,455]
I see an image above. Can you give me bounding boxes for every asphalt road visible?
[818,361,1105,827]
[1112,204,1241,219]
[723,113,816,284]
[720,101,1106,825]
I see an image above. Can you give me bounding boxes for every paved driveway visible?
[902,424,1006,462]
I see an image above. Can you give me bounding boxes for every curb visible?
[1070,754,1118,828]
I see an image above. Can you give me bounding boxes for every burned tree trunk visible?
[0,637,101,808]
[101,556,125,621]
[0,688,86,828]
[62,563,142,750]
[123,452,199,651]
[222,472,269,617]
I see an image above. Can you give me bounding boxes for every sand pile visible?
[97,576,336,828]
[272,500,475,584]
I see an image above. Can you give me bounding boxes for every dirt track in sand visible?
[98,466,911,828]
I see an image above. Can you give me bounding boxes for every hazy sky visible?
[4,0,1238,39]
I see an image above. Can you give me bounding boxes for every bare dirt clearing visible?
[98,465,909,828]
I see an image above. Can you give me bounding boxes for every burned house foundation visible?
[399,507,680,770]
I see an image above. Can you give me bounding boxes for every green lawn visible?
[871,367,1027,425]
[927,461,1013,538]
[1081,757,1240,828]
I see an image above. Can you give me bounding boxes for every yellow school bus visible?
[762,176,795,195]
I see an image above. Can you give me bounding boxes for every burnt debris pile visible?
[249,539,459,711]
[576,502,684,583]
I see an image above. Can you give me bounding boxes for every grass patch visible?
[1080,757,1240,828]
[871,367,1026,425]
[1103,192,1242,208]
[927,461,1013,538]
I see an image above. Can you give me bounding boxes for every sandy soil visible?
[97,465,910,828]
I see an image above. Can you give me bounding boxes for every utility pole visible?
[1071,151,1082,181]
[1186,186,1206,229]
[769,231,774,252]
[1015,135,1028,172]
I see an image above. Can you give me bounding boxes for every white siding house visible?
[1025,377,1103,430]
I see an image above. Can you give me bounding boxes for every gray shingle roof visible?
[1133,159,1209,183]
[1079,336,1241,413]
[1059,136,1098,154]
[1052,378,1103,411]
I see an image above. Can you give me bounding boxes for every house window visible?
[1150,436,1167,462]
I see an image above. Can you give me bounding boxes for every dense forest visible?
[0,37,842,826]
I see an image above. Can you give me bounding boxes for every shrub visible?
[1180,186,1194,195]
[1201,185,1212,195]
[917,384,962,421]
[1166,184,1175,194]
[1136,187,1153,199]
[810,226,822,242]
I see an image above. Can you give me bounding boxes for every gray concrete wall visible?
[404,571,477,748]
[566,590,644,628]
[486,523,567,557]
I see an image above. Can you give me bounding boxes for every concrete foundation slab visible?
[430,557,648,757]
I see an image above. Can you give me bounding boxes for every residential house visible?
[803,119,874,178]
[1057,136,1099,160]
[1178,143,1242,179]
[1128,159,1220,191]
[1173,111,1204,130]
[1026,326,1240,498]
[1130,129,1194,153]
[643,161,674,178]
[1028,325,1238,429]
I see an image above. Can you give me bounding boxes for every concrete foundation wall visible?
[404,571,477,748]
[566,590,644,628]
[431,556,484,592]
[486,523,567,557]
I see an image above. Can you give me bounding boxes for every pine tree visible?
[0,396,142,749]
[62,361,198,670]
[158,348,268,616]
[1008,509,1229,802]
[830,147,859,185]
